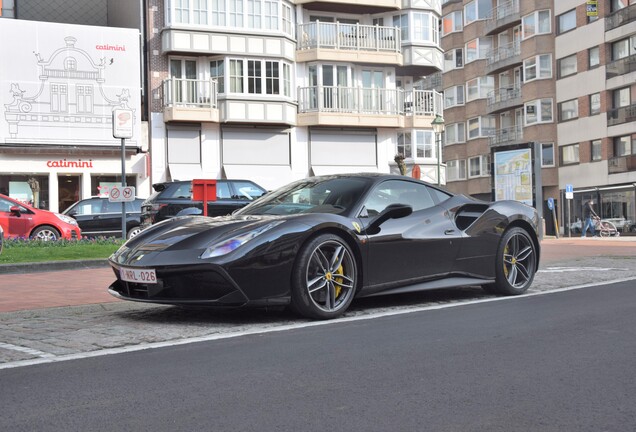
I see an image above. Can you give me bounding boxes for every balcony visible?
[606,53,636,79]
[485,0,521,35]
[419,72,443,92]
[297,22,402,65]
[607,103,636,126]
[606,4,636,31]
[293,0,400,12]
[486,41,521,75]
[487,86,522,114]
[489,125,524,148]
[608,155,636,173]
[297,87,443,128]
[162,78,219,123]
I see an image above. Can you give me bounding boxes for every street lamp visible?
[431,115,445,186]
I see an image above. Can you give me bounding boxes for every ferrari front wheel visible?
[291,234,357,320]
[487,227,537,296]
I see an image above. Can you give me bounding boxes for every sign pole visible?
[112,108,134,240]
[121,137,127,240]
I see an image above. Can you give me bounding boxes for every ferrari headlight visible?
[200,221,283,259]
[55,213,78,226]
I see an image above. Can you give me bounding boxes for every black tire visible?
[485,227,537,296]
[31,225,61,241]
[290,233,357,320]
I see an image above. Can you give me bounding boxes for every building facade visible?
[146,0,444,190]
[555,0,636,234]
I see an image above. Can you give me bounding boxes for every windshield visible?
[236,177,371,216]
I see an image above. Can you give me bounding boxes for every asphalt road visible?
[1,280,635,432]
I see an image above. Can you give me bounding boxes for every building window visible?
[613,87,631,108]
[229,59,244,92]
[393,14,409,42]
[464,0,492,26]
[444,48,464,71]
[210,60,225,93]
[469,155,490,177]
[397,130,434,159]
[611,0,635,13]
[557,9,576,34]
[283,63,291,97]
[524,54,552,82]
[557,54,577,78]
[614,135,634,156]
[411,12,439,44]
[466,76,494,102]
[228,58,291,95]
[282,4,294,36]
[442,11,463,36]
[525,99,553,125]
[591,140,602,161]
[522,10,551,39]
[193,0,209,24]
[444,123,466,145]
[560,144,580,165]
[465,37,493,64]
[467,116,496,139]
[447,159,467,181]
[229,0,245,27]
[611,36,636,60]
[211,0,227,25]
[444,85,465,108]
[558,99,579,122]
[542,143,555,167]
[588,47,600,68]
[590,93,601,115]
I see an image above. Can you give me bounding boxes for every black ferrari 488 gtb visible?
[108,174,540,319]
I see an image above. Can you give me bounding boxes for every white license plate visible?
[120,267,157,284]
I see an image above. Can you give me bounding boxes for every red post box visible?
[191,179,217,217]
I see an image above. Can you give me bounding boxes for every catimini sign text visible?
[46,159,94,168]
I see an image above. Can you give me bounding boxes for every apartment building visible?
[555,0,636,233]
[441,0,559,233]
[0,0,147,212]
[147,0,444,190]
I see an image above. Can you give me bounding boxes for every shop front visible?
[563,184,636,235]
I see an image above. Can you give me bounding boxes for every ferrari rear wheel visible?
[487,227,536,296]
[291,234,357,320]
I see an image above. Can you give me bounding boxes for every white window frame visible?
[466,76,494,102]
[444,48,464,71]
[468,155,490,178]
[397,130,435,160]
[541,142,555,167]
[521,10,551,40]
[442,11,463,36]
[525,98,553,125]
[444,123,466,145]
[447,159,467,181]
[228,58,292,96]
[523,54,552,82]
[465,37,493,64]
[467,116,495,140]
[464,0,492,26]
[444,85,465,108]
[559,99,579,122]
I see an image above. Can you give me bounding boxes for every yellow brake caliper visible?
[503,244,509,278]
[333,265,344,298]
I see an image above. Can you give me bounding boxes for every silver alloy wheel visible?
[305,240,356,313]
[127,226,142,239]
[35,228,58,241]
[502,232,534,289]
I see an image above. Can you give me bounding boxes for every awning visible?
[311,166,378,176]
[168,163,206,181]
[223,165,295,191]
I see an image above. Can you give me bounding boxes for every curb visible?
[0,259,110,275]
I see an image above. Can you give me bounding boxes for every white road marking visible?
[539,267,626,273]
[1,276,636,371]
[0,342,56,358]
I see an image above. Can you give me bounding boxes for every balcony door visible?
[361,69,384,113]
[170,59,197,105]
[322,65,350,111]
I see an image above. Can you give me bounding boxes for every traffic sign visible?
[109,186,136,202]
[565,184,573,200]
[112,109,134,139]
[547,197,554,210]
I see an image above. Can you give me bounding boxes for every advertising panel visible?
[493,148,533,206]
[0,19,141,147]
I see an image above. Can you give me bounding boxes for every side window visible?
[428,187,452,203]
[76,198,103,215]
[361,180,435,216]
[232,181,265,200]
[166,183,192,199]
[216,181,232,199]
[0,197,13,212]
[103,200,122,213]
[126,200,142,212]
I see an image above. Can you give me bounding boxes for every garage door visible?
[310,128,378,175]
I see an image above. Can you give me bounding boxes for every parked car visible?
[109,173,540,320]
[0,193,81,241]
[63,197,144,239]
[140,180,267,229]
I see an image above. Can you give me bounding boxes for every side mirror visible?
[9,206,21,217]
[363,204,412,235]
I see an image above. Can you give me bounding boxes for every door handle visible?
[444,229,455,235]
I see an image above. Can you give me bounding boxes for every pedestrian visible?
[582,199,598,237]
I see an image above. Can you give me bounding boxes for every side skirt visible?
[358,276,495,298]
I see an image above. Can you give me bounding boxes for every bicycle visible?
[593,217,620,237]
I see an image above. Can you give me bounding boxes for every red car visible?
[0,193,82,241]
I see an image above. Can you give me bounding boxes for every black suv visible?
[63,197,144,239]
[140,180,266,229]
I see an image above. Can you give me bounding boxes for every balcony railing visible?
[298,22,401,52]
[298,87,442,116]
[419,72,443,91]
[162,78,218,108]
[485,0,520,34]
[489,125,523,147]
[606,53,636,79]
[487,86,522,112]
[608,155,636,173]
[607,103,636,126]
[606,4,636,31]
[486,41,521,73]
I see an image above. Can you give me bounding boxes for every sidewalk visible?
[0,236,635,313]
